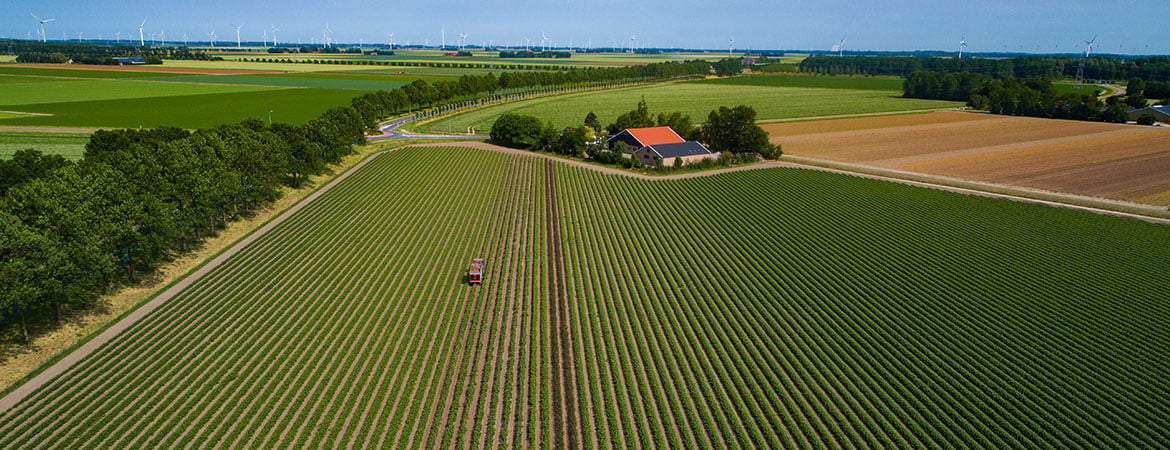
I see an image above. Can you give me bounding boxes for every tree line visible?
[801,55,1170,82]
[903,71,1130,123]
[497,50,572,59]
[13,41,220,64]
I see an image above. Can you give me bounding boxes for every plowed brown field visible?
[769,111,1170,206]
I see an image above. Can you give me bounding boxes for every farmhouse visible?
[1127,105,1170,124]
[632,141,713,167]
[607,126,684,153]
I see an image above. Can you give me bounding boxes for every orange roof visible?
[625,127,685,146]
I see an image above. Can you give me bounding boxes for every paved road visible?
[367,116,487,140]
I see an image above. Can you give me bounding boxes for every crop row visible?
[554,163,1170,448]
[0,147,552,448]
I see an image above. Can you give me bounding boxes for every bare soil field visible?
[20,63,281,75]
[769,111,1170,206]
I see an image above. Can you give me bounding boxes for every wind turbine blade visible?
[43,18,55,23]
[30,13,41,21]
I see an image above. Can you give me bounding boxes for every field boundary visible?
[0,142,407,415]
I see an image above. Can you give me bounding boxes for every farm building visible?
[1127,105,1170,123]
[633,141,714,167]
[607,126,685,153]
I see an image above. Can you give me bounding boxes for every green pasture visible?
[159,59,387,72]
[134,74,411,90]
[0,132,90,160]
[267,71,448,83]
[692,73,904,91]
[421,82,963,132]
[0,55,16,62]
[0,76,280,106]
[0,88,367,128]
[0,66,187,79]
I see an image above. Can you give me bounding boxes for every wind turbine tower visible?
[138,19,146,46]
[388,33,394,49]
[541,32,549,52]
[441,26,446,49]
[271,25,279,46]
[959,35,967,59]
[1074,35,1097,88]
[459,33,468,50]
[232,24,243,49]
[729,36,734,58]
[629,35,636,54]
[208,31,217,47]
[31,13,55,43]
[115,31,120,43]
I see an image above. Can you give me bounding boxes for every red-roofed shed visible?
[607,126,685,153]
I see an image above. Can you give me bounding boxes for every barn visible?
[632,141,714,167]
[1127,105,1170,124]
[607,126,685,153]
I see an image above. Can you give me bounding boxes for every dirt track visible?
[545,160,581,448]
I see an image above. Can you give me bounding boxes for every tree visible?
[712,58,744,76]
[1126,78,1146,97]
[656,112,696,140]
[489,113,545,148]
[698,105,780,159]
[552,127,589,156]
[0,148,72,196]
[608,97,655,133]
[1125,94,1149,109]
[584,112,602,133]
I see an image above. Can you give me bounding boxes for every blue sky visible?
[5,0,1168,54]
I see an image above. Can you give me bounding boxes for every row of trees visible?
[904,71,1129,122]
[0,108,365,342]
[497,50,571,58]
[12,41,219,64]
[801,55,1170,82]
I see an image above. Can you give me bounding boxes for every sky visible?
[4,0,1169,55]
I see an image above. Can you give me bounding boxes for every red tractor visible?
[468,258,485,284]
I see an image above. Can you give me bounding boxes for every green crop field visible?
[420,82,963,132]
[1,145,1167,448]
[0,88,368,128]
[0,77,281,106]
[132,74,412,90]
[0,66,189,79]
[691,74,905,91]
[0,132,90,160]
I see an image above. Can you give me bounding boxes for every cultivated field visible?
[419,82,962,133]
[2,145,1168,448]
[0,132,90,159]
[0,67,371,128]
[767,111,1170,206]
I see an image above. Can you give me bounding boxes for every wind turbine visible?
[76,31,83,41]
[138,19,146,46]
[459,33,468,50]
[388,33,394,49]
[271,25,279,46]
[159,29,165,46]
[30,13,55,43]
[832,37,845,56]
[115,31,120,43]
[541,31,549,52]
[262,29,268,47]
[231,24,243,49]
[729,36,734,57]
[629,35,636,53]
[441,26,446,49]
[1074,35,1097,87]
[208,31,217,47]
[323,24,331,48]
[183,33,188,47]
[959,35,967,59]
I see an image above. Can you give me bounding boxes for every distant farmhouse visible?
[1127,105,1170,124]
[608,126,713,167]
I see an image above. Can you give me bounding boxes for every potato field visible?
[1,146,1168,448]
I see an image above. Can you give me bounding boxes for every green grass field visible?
[421,82,963,132]
[0,88,368,128]
[0,77,281,106]
[0,132,90,160]
[133,74,412,90]
[691,73,905,91]
[0,145,1166,447]
[0,66,188,79]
